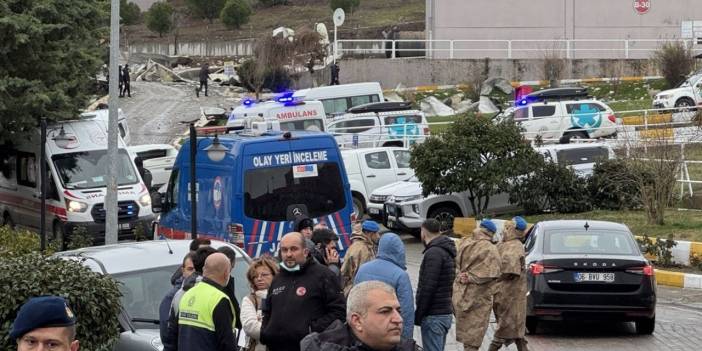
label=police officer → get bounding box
[11,296,79,351]
[175,253,238,351]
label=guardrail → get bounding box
[337,38,702,60]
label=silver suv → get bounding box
[55,240,251,351]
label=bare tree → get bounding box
[541,49,567,88]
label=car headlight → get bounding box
[138,194,152,207]
[412,204,420,214]
[394,194,423,202]
[66,199,88,213]
[370,194,388,202]
[656,94,672,100]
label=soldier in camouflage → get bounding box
[489,216,530,351]
[452,220,502,351]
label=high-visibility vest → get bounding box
[178,281,236,332]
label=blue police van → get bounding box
[155,125,355,258]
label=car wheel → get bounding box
[352,197,365,219]
[635,316,655,335]
[564,130,589,141]
[428,206,459,232]
[526,316,539,335]
[2,213,14,229]
[675,97,695,109]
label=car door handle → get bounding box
[366,175,376,178]
[397,172,406,176]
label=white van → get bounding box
[128,144,178,191]
[293,82,385,116]
[0,119,154,245]
[228,99,326,132]
[80,108,131,145]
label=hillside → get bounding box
[125,0,425,44]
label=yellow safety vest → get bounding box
[178,281,236,332]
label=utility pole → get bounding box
[105,0,120,245]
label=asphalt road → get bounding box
[401,234,702,351]
[120,80,702,350]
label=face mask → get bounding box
[280,262,301,272]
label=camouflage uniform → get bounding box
[489,222,529,351]
[452,228,501,351]
[340,230,377,295]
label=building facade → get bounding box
[426,0,702,58]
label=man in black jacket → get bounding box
[415,219,456,351]
[261,232,346,351]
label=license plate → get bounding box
[574,272,615,282]
[119,223,131,230]
[369,208,380,215]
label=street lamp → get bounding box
[204,134,229,162]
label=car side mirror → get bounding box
[151,192,163,213]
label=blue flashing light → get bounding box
[242,98,255,106]
[276,91,295,103]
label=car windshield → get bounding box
[279,119,325,132]
[53,149,138,189]
[545,229,639,255]
[244,162,346,221]
[556,147,609,165]
[113,258,250,329]
[678,75,702,88]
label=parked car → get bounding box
[653,73,702,110]
[523,220,656,335]
[54,239,251,351]
[128,144,178,191]
[341,147,414,218]
[374,142,616,233]
[327,102,430,148]
[500,87,618,142]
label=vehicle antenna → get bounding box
[584,222,590,231]
[160,233,174,254]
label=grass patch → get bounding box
[517,209,702,242]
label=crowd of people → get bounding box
[9,216,531,351]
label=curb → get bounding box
[654,269,702,289]
[383,76,663,94]
[635,236,702,266]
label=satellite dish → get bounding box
[333,8,345,27]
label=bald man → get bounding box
[261,232,346,351]
[176,253,238,351]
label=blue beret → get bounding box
[479,219,497,234]
[362,220,380,232]
[513,216,528,231]
[10,296,76,340]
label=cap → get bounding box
[296,218,314,232]
[512,216,527,231]
[10,296,76,340]
[361,220,380,232]
[479,219,497,234]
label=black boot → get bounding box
[515,338,530,351]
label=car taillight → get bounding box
[626,265,654,276]
[530,263,544,275]
[608,114,616,123]
[529,262,563,275]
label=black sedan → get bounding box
[524,220,656,335]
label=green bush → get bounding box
[0,226,41,256]
[220,0,252,29]
[0,254,122,350]
[510,160,591,214]
[121,0,142,25]
[636,234,677,266]
[588,159,642,210]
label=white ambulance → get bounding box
[227,97,327,132]
[0,119,154,245]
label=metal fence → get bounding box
[337,38,702,60]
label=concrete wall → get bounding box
[338,58,659,88]
[429,0,702,58]
[128,39,254,57]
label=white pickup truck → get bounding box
[128,144,178,191]
[653,73,702,110]
[341,147,414,218]
[375,142,615,235]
